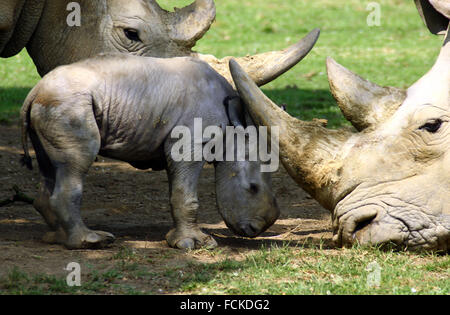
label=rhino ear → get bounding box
[224,95,255,128]
[326,58,406,131]
[224,96,245,128]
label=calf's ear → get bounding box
[224,96,246,128]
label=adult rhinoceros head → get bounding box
[0,0,319,87]
[229,25,450,252]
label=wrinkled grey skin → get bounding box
[0,0,214,72]
[229,13,450,252]
[20,54,280,250]
[0,0,319,87]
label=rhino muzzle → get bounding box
[227,218,271,238]
[333,192,450,252]
[219,195,280,238]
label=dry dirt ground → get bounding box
[0,124,332,292]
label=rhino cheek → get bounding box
[215,181,248,230]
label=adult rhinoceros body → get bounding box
[20,54,280,249]
[0,0,318,87]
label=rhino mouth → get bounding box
[333,193,450,252]
[224,216,274,238]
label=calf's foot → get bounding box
[166,227,218,250]
[64,227,115,249]
[42,227,115,249]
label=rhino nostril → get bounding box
[238,222,260,238]
[248,183,259,194]
[353,214,377,238]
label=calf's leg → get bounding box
[164,149,217,249]
[49,164,114,249]
[29,129,65,243]
[30,102,114,249]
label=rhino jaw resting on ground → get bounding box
[229,27,450,252]
[20,54,280,250]
[0,0,319,88]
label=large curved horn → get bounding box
[196,28,320,87]
[228,60,294,129]
[229,58,351,209]
[326,58,406,131]
[163,0,216,47]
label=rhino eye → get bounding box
[124,28,141,42]
[419,119,443,133]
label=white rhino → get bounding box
[229,9,449,251]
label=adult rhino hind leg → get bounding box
[31,103,115,249]
[164,146,217,250]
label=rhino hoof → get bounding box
[166,229,218,250]
[65,230,115,249]
[176,238,196,250]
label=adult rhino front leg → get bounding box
[164,145,217,250]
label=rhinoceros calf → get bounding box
[20,54,280,250]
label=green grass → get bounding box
[0,50,40,124]
[1,243,448,295]
[0,0,443,126]
[164,244,449,295]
